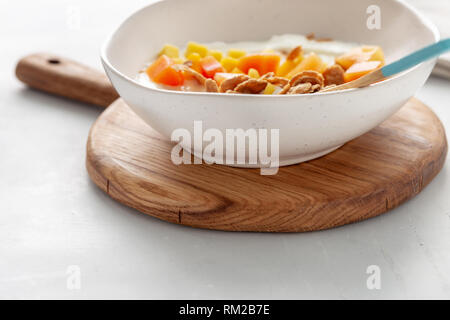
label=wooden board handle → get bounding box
[16,53,119,108]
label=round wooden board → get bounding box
[86,98,447,232]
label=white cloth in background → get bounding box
[406,0,450,79]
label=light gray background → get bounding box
[1,0,449,299]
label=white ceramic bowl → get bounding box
[101,0,439,167]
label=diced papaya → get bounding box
[248,68,260,78]
[185,42,209,58]
[214,72,236,85]
[336,46,385,70]
[200,56,225,78]
[344,60,382,82]
[221,57,239,72]
[146,55,184,86]
[237,53,281,75]
[147,55,171,79]
[159,44,180,59]
[156,67,184,86]
[286,53,325,79]
[228,49,247,59]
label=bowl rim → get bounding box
[100,0,440,98]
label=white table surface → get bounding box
[1,0,450,300]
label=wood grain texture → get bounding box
[16,53,118,107]
[86,98,447,232]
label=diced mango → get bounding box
[208,50,223,62]
[336,46,385,70]
[344,60,382,82]
[231,67,244,74]
[159,44,180,59]
[187,52,201,61]
[185,42,209,58]
[172,58,185,65]
[186,52,202,72]
[248,68,260,79]
[367,46,385,64]
[277,60,297,77]
[294,54,304,64]
[221,56,239,72]
[286,53,325,79]
[228,49,247,59]
[263,83,277,95]
[277,54,304,77]
[238,53,281,75]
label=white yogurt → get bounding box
[203,34,360,66]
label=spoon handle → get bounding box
[382,38,450,77]
[322,38,450,93]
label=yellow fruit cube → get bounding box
[286,53,325,79]
[263,83,277,95]
[159,44,180,58]
[231,67,244,74]
[208,50,223,62]
[221,57,239,72]
[187,52,200,61]
[293,54,304,65]
[228,49,247,59]
[277,60,297,77]
[185,42,209,58]
[277,54,304,77]
[172,58,185,65]
[367,46,385,64]
[248,68,260,78]
[186,52,202,72]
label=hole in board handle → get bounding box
[48,59,61,65]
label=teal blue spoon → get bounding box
[323,38,450,92]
